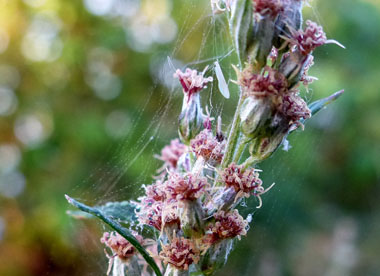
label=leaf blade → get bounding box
[65,195,162,276]
[308,89,344,116]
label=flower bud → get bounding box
[273,0,303,49]
[175,67,212,143]
[278,51,312,88]
[239,96,272,137]
[229,0,254,62]
[180,199,205,238]
[248,17,276,68]
[178,93,204,143]
[248,112,290,160]
[248,0,289,67]
[160,236,200,271]
[199,239,233,275]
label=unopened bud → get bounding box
[273,0,303,49]
[239,97,272,137]
[248,112,290,160]
[229,0,254,62]
[248,0,289,67]
[179,93,204,143]
[199,239,233,275]
[180,199,205,238]
[248,17,276,68]
[278,51,311,88]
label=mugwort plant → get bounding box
[66,0,344,275]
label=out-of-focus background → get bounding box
[0,0,379,275]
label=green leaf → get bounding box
[65,195,162,276]
[66,200,138,224]
[289,90,344,134]
[308,89,344,116]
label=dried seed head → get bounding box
[165,172,208,201]
[238,65,288,98]
[156,139,186,170]
[221,163,262,198]
[174,67,213,100]
[159,236,200,270]
[101,232,142,261]
[206,209,248,243]
[190,129,225,164]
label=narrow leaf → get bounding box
[308,90,344,116]
[65,195,162,276]
[214,61,230,99]
[66,201,138,224]
[289,90,344,134]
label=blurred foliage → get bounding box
[0,0,379,275]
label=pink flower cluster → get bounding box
[174,67,213,99]
[239,66,288,98]
[279,93,311,122]
[238,64,310,123]
[221,163,263,199]
[205,210,248,244]
[137,182,180,231]
[156,138,186,170]
[190,129,225,163]
[165,172,208,201]
[290,20,328,55]
[253,0,287,18]
[101,232,143,261]
[159,236,200,270]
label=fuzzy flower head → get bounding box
[206,209,248,244]
[174,66,213,99]
[156,139,186,170]
[289,20,344,56]
[221,163,263,199]
[159,236,200,270]
[278,93,311,122]
[101,232,142,261]
[253,0,287,18]
[190,129,225,163]
[237,65,289,98]
[140,181,167,205]
[165,172,208,201]
[137,201,180,231]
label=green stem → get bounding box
[221,92,243,169]
[242,155,259,170]
[232,134,247,164]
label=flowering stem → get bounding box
[221,91,243,169]
[232,134,248,164]
[242,155,259,170]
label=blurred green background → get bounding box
[0,0,379,275]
